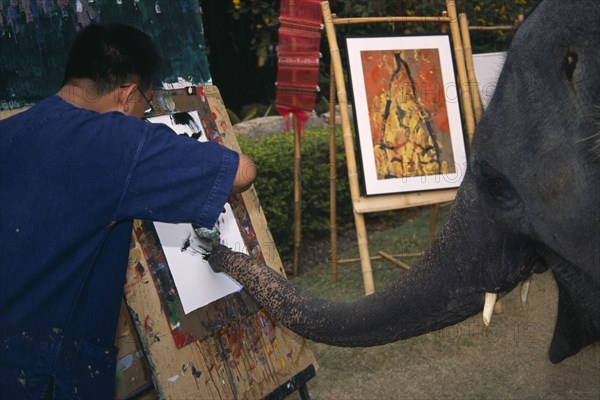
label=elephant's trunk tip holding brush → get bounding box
[209,0,600,364]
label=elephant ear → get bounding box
[549,266,600,363]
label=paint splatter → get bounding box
[191,365,202,379]
[143,315,161,344]
[18,369,26,386]
[116,354,133,371]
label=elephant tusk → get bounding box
[483,292,497,326]
[520,278,532,307]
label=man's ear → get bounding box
[117,84,137,113]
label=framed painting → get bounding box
[346,35,468,195]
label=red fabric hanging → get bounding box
[276,0,322,138]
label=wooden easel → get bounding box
[121,86,317,399]
[321,0,477,294]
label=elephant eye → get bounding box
[562,50,578,81]
[477,162,520,209]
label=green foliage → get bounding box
[239,128,352,259]
[241,107,257,122]
[227,0,279,67]
[226,108,241,125]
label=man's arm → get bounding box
[231,153,256,193]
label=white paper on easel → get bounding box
[153,204,246,314]
[146,111,246,314]
[146,110,207,141]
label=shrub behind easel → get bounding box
[240,128,352,260]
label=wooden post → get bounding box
[446,0,476,141]
[378,251,412,271]
[459,13,484,124]
[322,1,375,294]
[428,203,441,244]
[293,116,302,276]
[336,253,422,264]
[331,15,452,25]
[329,61,339,283]
[440,11,448,33]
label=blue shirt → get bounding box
[0,96,239,399]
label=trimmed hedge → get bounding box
[238,128,353,260]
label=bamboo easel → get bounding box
[322,0,478,294]
[460,14,484,125]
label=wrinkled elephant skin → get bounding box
[209,0,600,364]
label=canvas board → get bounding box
[472,51,506,109]
[346,35,468,195]
[146,111,245,314]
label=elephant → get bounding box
[209,0,600,364]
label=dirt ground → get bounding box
[292,270,600,400]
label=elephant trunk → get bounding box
[208,227,485,346]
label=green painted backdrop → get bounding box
[0,0,211,109]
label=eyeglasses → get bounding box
[137,86,155,116]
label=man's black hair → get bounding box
[63,23,161,95]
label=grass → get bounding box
[289,205,450,301]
